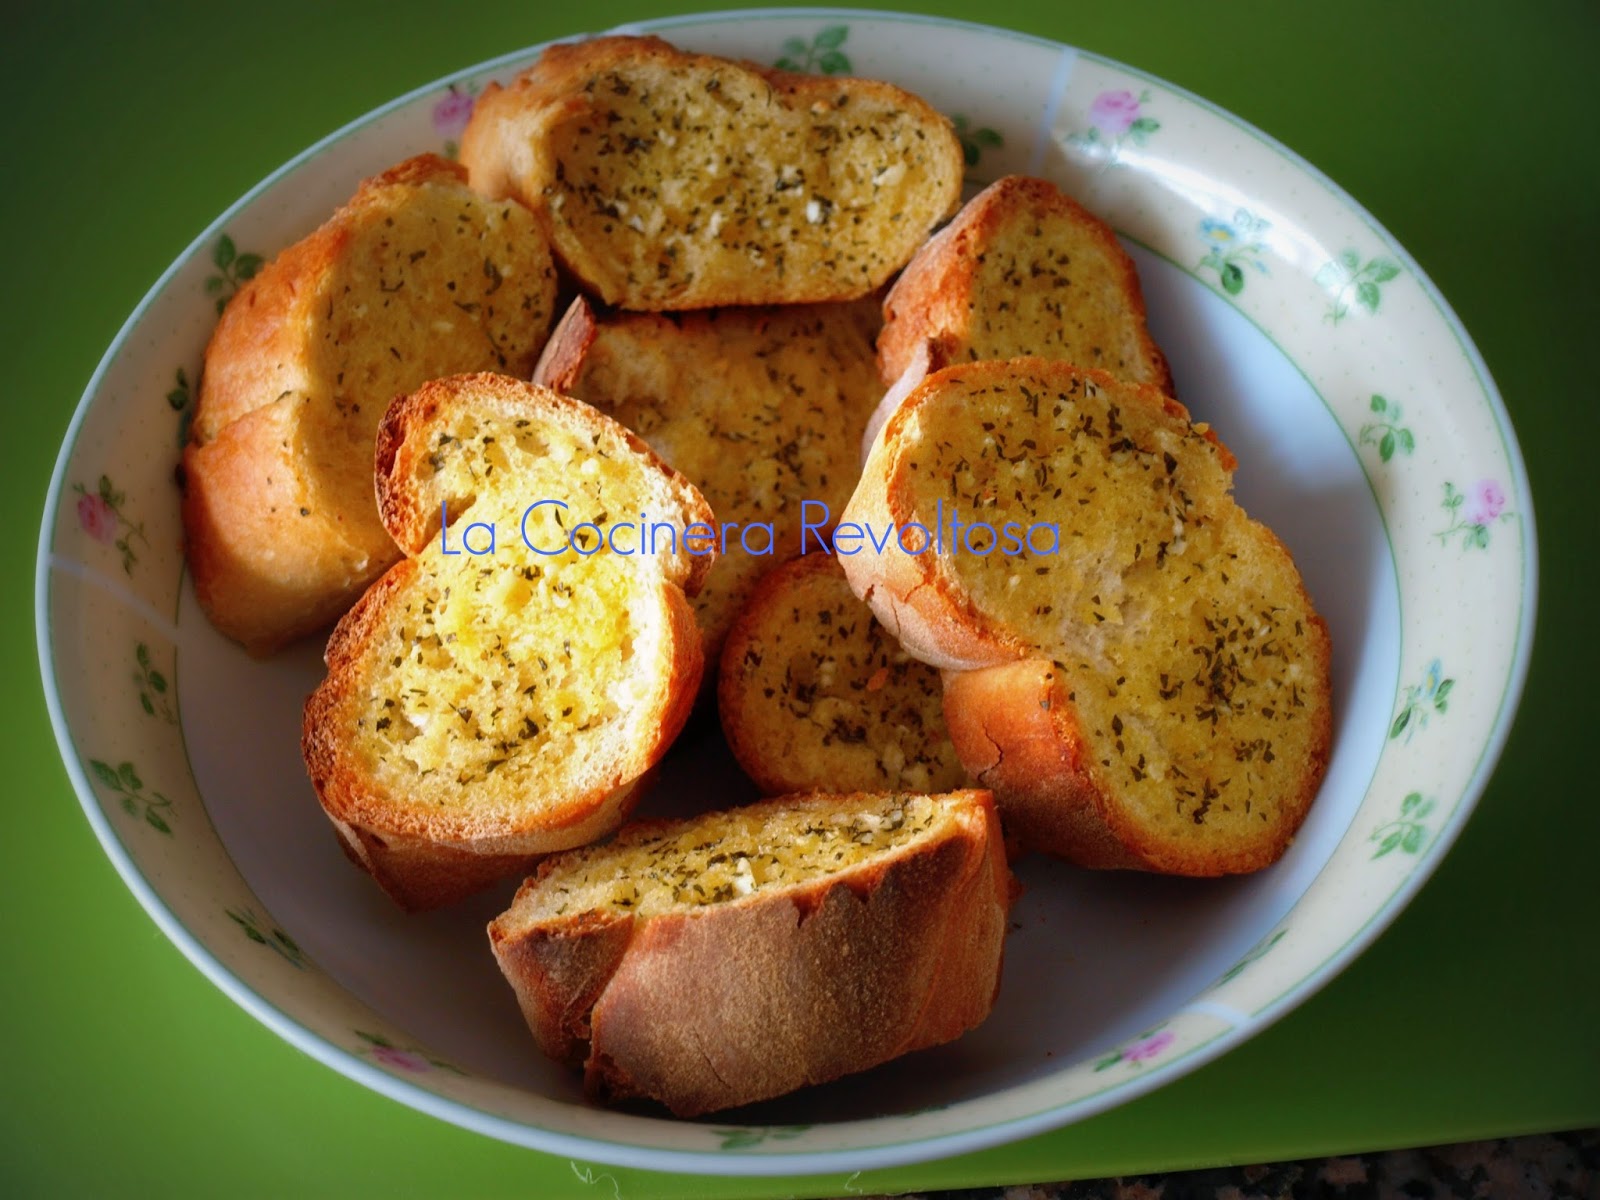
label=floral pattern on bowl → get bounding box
[35,8,1534,1176]
[1065,87,1160,160]
[1198,210,1271,295]
[432,84,478,158]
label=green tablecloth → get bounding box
[5,1,1595,1195]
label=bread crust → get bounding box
[304,574,698,909]
[528,290,599,399]
[841,358,1329,875]
[877,176,1175,394]
[195,156,470,439]
[181,397,392,655]
[183,155,557,655]
[462,35,962,309]
[491,908,636,1067]
[940,659,1145,869]
[839,362,1031,672]
[942,642,1331,873]
[301,375,710,909]
[487,789,1012,1116]
[842,358,1233,672]
[370,371,714,599]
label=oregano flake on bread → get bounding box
[461,35,964,309]
[840,359,1331,875]
[182,155,558,654]
[878,175,1173,393]
[301,374,712,909]
[488,788,1012,1116]
[720,553,966,795]
[535,295,883,658]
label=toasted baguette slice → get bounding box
[720,553,966,795]
[534,295,883,657]
[461,35,963,310]
[877,176,1173,394]
[182,155,558,655]
[840,359,1331,875]
[302,374,713,909]
[488,789,1011,1116]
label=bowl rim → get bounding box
[34,5,1539,1176]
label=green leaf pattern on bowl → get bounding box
[356,1030,465,1075]
[1315,249,1401,324]
[1436,480,1513,551]
[133,641,177,725]
[86,758,173,835]
[1370,792,1434,859]
[1067,88,1160,158]
[1358,394,1416,464]
[1218,928,1288,985]
[71,474,144,575]
[774,25,851,75]
[1093,1025,1176,1072]
[226,906,306,969]
[711,1124,813,1151]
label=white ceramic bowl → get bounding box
[35,7,1535,1176]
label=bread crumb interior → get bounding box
[902,368,1325,843]
[529,793,944,918]
[565,303,880,643]
[958,199,1160,385]
[543,63,957,303]
[729,560,965,792]
[351,411,667,813]
[292,182,552,537]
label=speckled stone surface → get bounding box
[856,1129,1599,1199]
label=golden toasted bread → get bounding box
[719,553,966,795]
[488,788,1011,1116]
[534,295,883,659]
[877,175,1172,393]
[182,155,558,654]
[840,358,1331,875]
[301,373,712,909]
[461,35,963,309]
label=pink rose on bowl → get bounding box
[1466,479,1506,526]
[77,493,117,543]
[370,1044,430,1072]
[1089,89,1141,137]
[432,88,475,139]
[1123,1029,1175,1063]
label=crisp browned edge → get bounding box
[843,356,1328,874]
[192,152,468,447]
[840,360,1044,672]
[859,338,933,466]
[943,626,1331,874]
[371,371,715,599]
[941,658,1144,868]
[460,34,964,309]
[877,175,1177,396]
[529,294,602,394]
[841,357,1237,675]
[302,572,695,909]
[486,788,1013,1116]
[488,906,636,1066]
[180,404,398,657]
[182,154,539,655]
[301,373,713,909]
